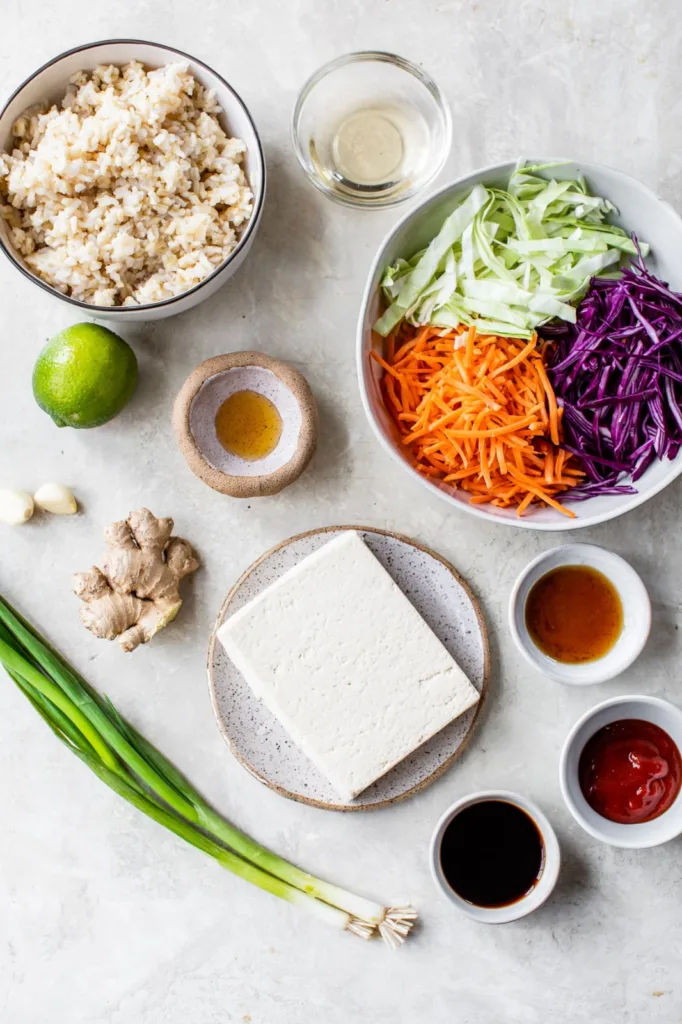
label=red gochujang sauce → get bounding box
[579,719,682,824]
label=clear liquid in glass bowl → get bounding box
[292,52,451,208]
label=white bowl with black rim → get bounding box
[0,40,266,322]
[357,158,682,530]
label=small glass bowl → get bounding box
[291,51,451,209]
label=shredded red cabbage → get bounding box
[544,244,682,498]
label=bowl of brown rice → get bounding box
[0,40,265,321]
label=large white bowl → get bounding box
[0,40,266,322]
[357,159,682,530]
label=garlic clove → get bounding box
[0,489,35,525]
[34,482,78,516]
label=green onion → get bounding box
[0,594,416,947]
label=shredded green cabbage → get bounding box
[374,161,649,339]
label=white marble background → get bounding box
[1,1,681,1021]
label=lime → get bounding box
[32,323,138,429]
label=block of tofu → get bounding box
[217,531,479,802]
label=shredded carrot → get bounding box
[465,325,476,368]
[371,325,583,517]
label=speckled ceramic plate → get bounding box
[207,526,490,811]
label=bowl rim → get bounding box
[507,542,651,685]
[0,38,266,314]
[559,694,682,848]
[290,50,452,210]
[356,156,682,530]
[172,351,318,497]
[429,788,561,923]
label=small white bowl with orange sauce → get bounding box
[509,543,651,685]
[560,695,682,848]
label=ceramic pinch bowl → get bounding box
[173,352,318,497]
[508,543,651,685]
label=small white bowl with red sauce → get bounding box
[560,695,682,848]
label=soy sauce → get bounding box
[439,800,544,907]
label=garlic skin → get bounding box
[0,489,35,525]
[34,482,78,516]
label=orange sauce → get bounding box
[525,565,623,663]
[214,390,282,461]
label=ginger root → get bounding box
[73,508,199,652]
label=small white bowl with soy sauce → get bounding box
[430,791,561,923]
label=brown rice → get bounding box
[0,61,253,306]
